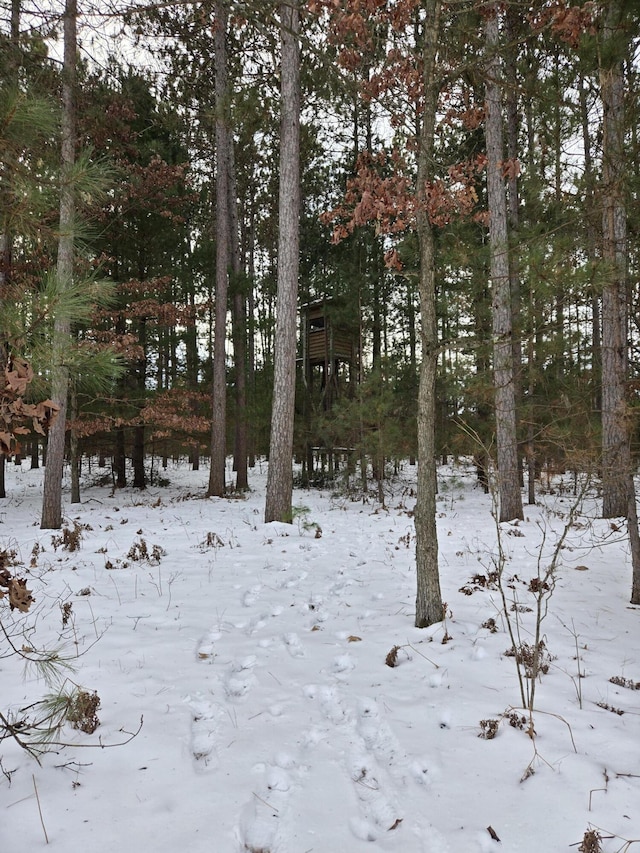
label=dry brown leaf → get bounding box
[486,825,501,842]
[7,577,34,612]
[386,645,400,667]
[347,635,362,642]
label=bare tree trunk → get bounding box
[41,0,76,529]
[484,3,523,522]
[247,204,257,468]
[132,318,147,489]
[70,383,80,503]
[264,0,300,523]
[414,0,443,628]
[207,0,230,498]
[600,0,629,519]
[504,5,523,488]
[597,3,639,599]
[0,0,20,497]
[229,141,248,490]
[627,473,640,605]
[579,74,601,415]
[114,427,126,487]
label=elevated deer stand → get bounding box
[301,300,359,479]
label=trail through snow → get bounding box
[1,460,639,852]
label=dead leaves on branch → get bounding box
[0,357,59,455]
[322,150,492,264]
[529,1,596,50]
[0,567,34,613]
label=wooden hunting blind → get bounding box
[301,299,359,408]
[300,299,360,478]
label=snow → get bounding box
[2,459,639,853]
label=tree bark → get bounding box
[484,3,523,522]
[599,0,629,519]
[207,0,231,498]
[70,383,80,503]
[264,0,300,523]
[579,74,601,415]
[0,0,19,497]
[114,427,126,488]
[41,0,76,529]
[414,0,443,628]
[133,318,147,489]
[596,3,639,599]
[229,139,248,490]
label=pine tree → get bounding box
[207,0,231,498]
[41,0,77,530]
[265,0,301,523]
[484,2,523,523]
[414,0,444,628]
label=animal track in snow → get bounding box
[282,632,305,658]
[317,684,351,725]
[356,697,407,783]
[330,652,356,676]
[196,630,221,661]
[276,568,308,590]
[348,752,402,842]
[237,753,303,853]
[186,694,223,768]
[224,655,258,699]
[245,610,271,635]
[242,584,262,607]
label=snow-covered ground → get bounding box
[1,459,639,852]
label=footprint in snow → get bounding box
[242,584,262,607]
[277,569,308,590]
[347,752,402,842]
[356,697,407,783]
[245,611,271,635]
[282,632,305,658]
[186,695,223,769]
[224,655,258,699]
[236,753,301,853]
[330,653,356,680]
[196,630,221,662]
[317,684,351,725]
[329,576,353,597]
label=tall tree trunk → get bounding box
[504,5,523,488]
[114,427,126,488]
[264,0,300,523]
[229,140,248,490]
[599,0,629,519]
[408,278,417,465]
[132,318,147,489]
[185,263,200,471]
[41,0,76,529]
[484,3,523,522]
[70,382,80,503]
[207,0,231,498]
[579,74,601,415]
[414,0,443,628]
[247,202,257,468]
[0,0,20,494]
[597,2,639,601]
[0,0,19,286]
